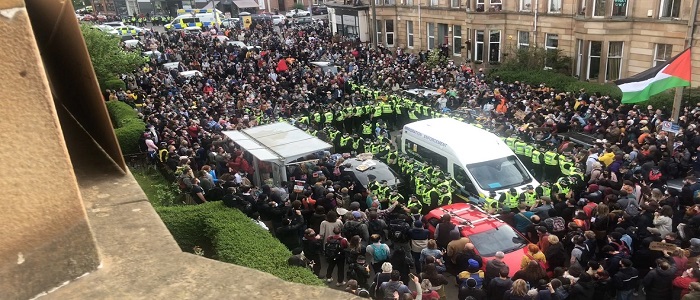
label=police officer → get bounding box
[367,174,380,195]
[422,183,440,214]
[519,185,538,208]
[351,134,364,155]
[483,191,500,214]
[531,146,544,181]
[552,177,571,199]
[339,132,353,154]
[361,120,373,140]
[543,147,559,181]
[389,188,405,204]
[406,194,423,212]
[438,185,452,206]
[499,187,521,212]
[536,181,552,199]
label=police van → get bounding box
[401,118,539,201]
[164,9,225,31]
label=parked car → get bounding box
[311,5,328,15]
[424,203,529,276]
[285,8,311,18]
[272,14,286,25]
[293,16,314,24]
[102,21,126,28]
[343,155,403,191]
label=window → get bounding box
[452,0,460,8]
[545,33,559,50]
[427,23,436,50]
[490,0,502,11]
[437,23,449,47]
[578,0,586,15]
[453,164,477,194]
[545,34,559,69]
[606,41,624,81]
[376,20,383,44]
[660,0,681,18]
[654,44,673,67]
[407,21,414,48]
[549,0,562,13]
[575,39,583,78]
[476,0,485,11]
[430,0,438,6]
[475,30,484,61]
[385,20,394,47]
[385,0,396,4]
[453,25,462,56]
[612,0,627,16]
[405,0,414,4]
[520,0,532,11]
[466,156,532,191]
[588,41,602,80]
[469,226,527,257]
[593,0,605,16]
[404,139,448,170]
[518,31,529,49]
[489,30,501,62]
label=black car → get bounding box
[343,157,402,190]
[311,5,328,15]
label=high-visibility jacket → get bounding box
[328,130,339,142]
[504,192,520,208]
[158,149,168,162]
[324,111,333,123]
[371,144,380,154]
[523,145,534,157]
[340,136,351,147]
[352,139,362,150]
[313,112,322,123]
[423,188,438,205]
[555,183,570,195]
[504,137,516,150]
[531,150,542,164]
[521,191,537,207]
[440,192,452,206]
[484,197,500,210]
[407,200,423,210]
[514,141,527,155]
[395,103,402,114]
[373,105,383,117]
[389,193,404,203]
[544,151,558,166]
[570,169,584,182]
[381,102,393,114]
[408,109,418,120]
[335,110,345,121]
[362,124,373,135]
[539,186,551,199]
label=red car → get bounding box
[424,203,529,276]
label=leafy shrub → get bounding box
[427,48,447,68]
[292,3,306,9]
[106,101,145,154]
[103,77,126,91]
[156,202,324,286]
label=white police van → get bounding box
[401,118,539,201]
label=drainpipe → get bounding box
[371,0,378,49]
[418,0,421,48]
[533,0,539,46]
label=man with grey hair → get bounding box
[484,251,506,287]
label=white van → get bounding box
[165,10,225,30]
[401,118,538,200]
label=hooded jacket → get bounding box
[643,265,677,300]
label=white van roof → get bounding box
[405,88,441,97]
[403,118,514,166]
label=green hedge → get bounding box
[156,202,324,286]
[106,101,145,155]
[103,77,126,91]
[489,69,700,108]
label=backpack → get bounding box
[611,241,631,255]
[371,244,388,262]
[623,198,640,217]
[324,236,343,259]
[342,221,361,239]
[574,244,591,267]
[389,220,410,243]
[544,216,566,233]
[648,169,662,181]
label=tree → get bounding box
[80,24,143,89]
[426,48,447,68]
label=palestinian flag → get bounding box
[615,48,692,103]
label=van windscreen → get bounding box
[465,155,531,191]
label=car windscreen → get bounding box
[468,225,527,257]
[466,155,531,191]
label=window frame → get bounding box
[611,0,628,16]
[517,31,530,49]
[453,25,462,56]
[451,0,460,8]
[476,0,485,11]
[385,20,395,47]
[404,139,448,171]
[430,0,438,6]
[407,20,414,48]
[588,41,602,80]
[488,29,501,63]
[475,30,485,61]
[520,0,532,11]
[593,0,606,17]
[660,0,681,18]
[605,41,624,81]
[490,0,503,11]
[653,43,673,67]
[427,23,436,50]
[376,20,383,45]
[548,0,562,13]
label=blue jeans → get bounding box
[616,289,634,300]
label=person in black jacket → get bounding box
[301,228,323,277]
[612,258,639,300]
[276,209,305,250]
[643,259,676,300]
[568,272,595,300]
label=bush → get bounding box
[156,202,324,286]
[292,3,306,9]
[103,77,126,91]
[106,101,145,155]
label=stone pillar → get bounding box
[0,2,100,299]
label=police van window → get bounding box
[453,164,477,194]
[182,18,197,23]
[404,139,447,170]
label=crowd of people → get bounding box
[115,13,700,300]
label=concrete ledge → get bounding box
[40,107,357,300]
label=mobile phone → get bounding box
[409,273,416,279]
